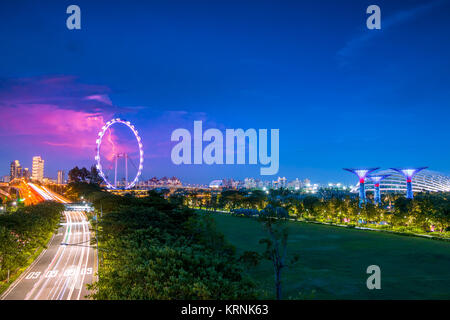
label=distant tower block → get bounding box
[344,168,379,205]
[391,167,428,199]
[368,174,391,205]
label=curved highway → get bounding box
[1,209,97,300]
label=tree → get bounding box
[220,190,245,210]
[68,166,82,183]
[87,189,260,299]
[89,165,103,185]
[0,226,22,279]
[258,204,298,300]
[68,166,102,185]
[0,202,64,281]
[238,251,261,268]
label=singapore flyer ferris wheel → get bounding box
[95,118,144,189]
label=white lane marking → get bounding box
[51,211,81,300]
[76,212,92,300]
[30,211,73,300]
[24,268,91,279]
[7,210,94,301]
[44,270,59,278]
[25,272,41,280]
[60,222,90,226]
[67,211,89,299]
[41,212,75,300]
[57,211,85,300]
[25,211,71,300]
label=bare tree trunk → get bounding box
[276,267,282,300]
[271,233,284,300]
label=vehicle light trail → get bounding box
[41,185,70,203]
[26,183,70,203]
[28,183,54,201]
[0,209,97,300]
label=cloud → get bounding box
[0,75,221,174]
[337,0,447,63]
[0,76,109,110]
[0,76,118,156]
[84,94,113,106]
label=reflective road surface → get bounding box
[1,210,97,300]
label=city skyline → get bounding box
[4,154,445,188]
[5,153,449,198]
[1,0,450,184]
[1,0,450,305]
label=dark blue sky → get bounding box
[1,0,449,184]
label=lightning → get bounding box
[107,127,117,162]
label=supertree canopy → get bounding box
[343,168,379,205]
[390,167,427,199]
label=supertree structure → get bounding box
[343,168,379,205]
[390,167,428,199]
[367,174,391,205]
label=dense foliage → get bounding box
[65,166,104,201]
[87,189,259,299]
[68,165,103,185]
[183,189,450,236]
[0,202,65,281]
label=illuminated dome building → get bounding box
[353,169,450,194]
[209,180,224,189]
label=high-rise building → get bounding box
[57,170,65,184]
[288,178,301,190]
[10,160,21,180]
[32,156,44,182]
[278,177,287,188]
[244,177,256,189]
[23,168,31,180]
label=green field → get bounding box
[210,212,450,299]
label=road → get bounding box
[1,209,97,300]
[27,182,71,204]
[4,179,71,205]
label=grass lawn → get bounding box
[210,212,450,299]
